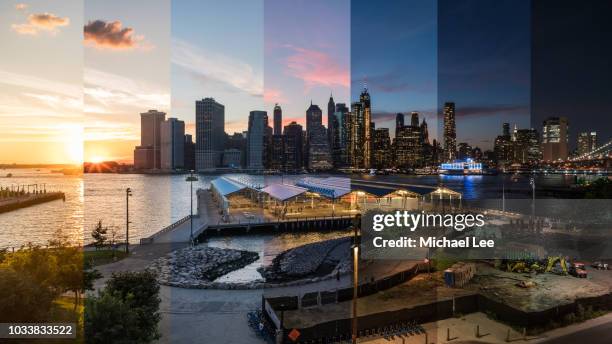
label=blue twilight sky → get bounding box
[438,0,531,150]
[171,0,264,136]
[351,0,438,139]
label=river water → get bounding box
[0,169,582,250]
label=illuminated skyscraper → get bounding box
[349,88,372,169]
[577,131,597,156]
[273,103,282,136]
[443,102,457,161]
[410,111,419,127]
[373,128,391,169]
[542,117,569,161]
[361,89,372,168]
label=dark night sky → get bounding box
[532,0,612,149]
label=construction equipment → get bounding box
[545,256,568,275]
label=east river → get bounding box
[0,169,585,251]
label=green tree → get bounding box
[91,220,108,249]
[85,271,161,343]
[0,267,58,322]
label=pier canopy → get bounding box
[429,186,462,199]
[295,177,351,199]
[262,184,307,202]
[350,181,434,198]
[211,177,248,197]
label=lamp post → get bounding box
[186,170,198,246]
[125,187,132,254]
[530,176,535,230]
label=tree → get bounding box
[0,267,58,322]
[85,271,161,343]
[91,220,108,250]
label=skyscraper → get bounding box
[134,109,166,169]
[160,118,185,170]
[577,131,597,156]
[327,93,335,146]
[195,98,225,170]
[514,128,540,164]
[410,111,419,127]
[273,103,282,136]
[247,111,267,169]
[361,89,372,169]
[541,116,569,161]
[443,102,457,161]
[395,113,404,138]
[306,101,323,136]
[333,103,349,167]
[283,121,303,171]
[503,123,510,137]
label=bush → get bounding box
[0,267,58,322]
[85,271,161,343]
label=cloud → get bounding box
[15,3,28,11]
[0,70,81,97]
[84,68,169,114]
[12,12,70,35]
[353,72,434,94]
[263,88,286,104]
[283,44,349,90]
[84,20,147,50]
[172,38,263,97]
[454,104,529,118]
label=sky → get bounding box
[0,0,609,164]
[84,0,170,162]
[531,0,612,149]
[264,0,350,128]
[172,0,263,137]
[0,0,83,164]
[437,0,531,150]
[351,0,438,140]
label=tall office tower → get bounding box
[514,128,540,164]
[361,88,372,169]
[246,111,267,169]
[443,102,457,161]
[283,121,303,171]
[577,131,597,156]
[195,98,225,170]
[410,111,419,127]
[160,118,185,170]
[457,142,472,160]
[420,118,429,145]
[332,103,349,167]
[503,123,510,137]
[183,134,195,171]
[395,113,404,138]
[541,116,569,161]
[327,94,335,145]
[349,102,363,168]
[273,103,282,136]
[306,102,323,136]
[134,109,166,169]
[472,147,483,161]
[373,128,391,169]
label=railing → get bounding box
[139,215,194,244]
[212,215,356,227]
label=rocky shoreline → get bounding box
[149,246,260,289]
[260,236,353,283]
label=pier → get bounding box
[0,191,65,214]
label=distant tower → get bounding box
[134,109,166,169]
[273,103,282,136]
[503,123,510,137]
[327,93,335,145]
[247,111,268,169]
[443,102,457,161]
[420,118,429,145]
[395,113,404,138]
[361,88,372,169]
[542,117,569,161]
[410,111,419,127]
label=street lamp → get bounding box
[530,176,535,230]
[351,215,361,344]
[186,170,199,246]
[125,187,132,254]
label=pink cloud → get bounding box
[263,88,287,104]
[283,45,349,90]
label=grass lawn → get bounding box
[84,249,129,267]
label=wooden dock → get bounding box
[0,192,65,214]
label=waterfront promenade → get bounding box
[0,191,65,214]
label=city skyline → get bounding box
[1,0,610,165]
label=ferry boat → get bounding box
[438,159,494,175]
